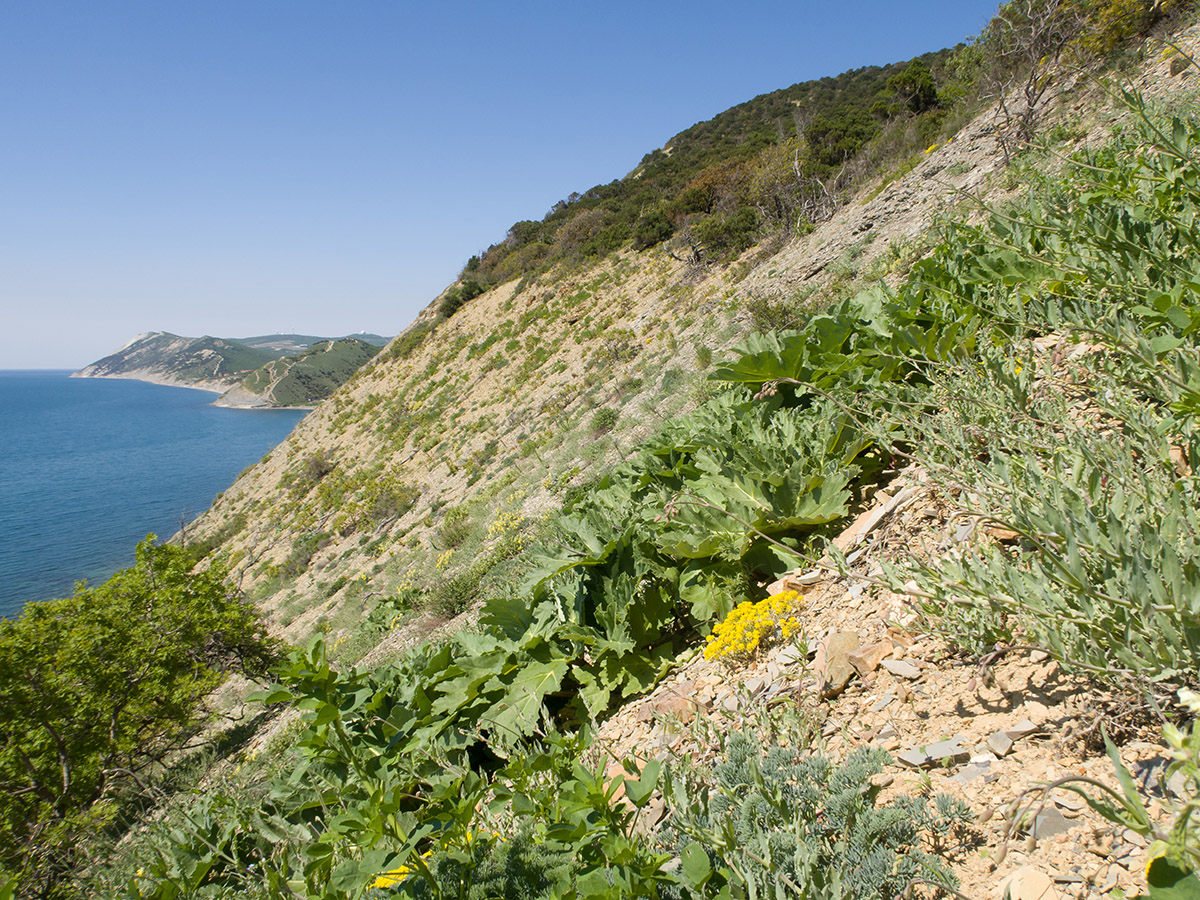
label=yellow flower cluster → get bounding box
[370,830,505,889]
[373,860,421,889]
[435,549,455,570]
[704,590,804,664]
[396,567,417,593]
[487,510,527,540]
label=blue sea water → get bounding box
[0,371,307,617]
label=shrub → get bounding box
[632,209,674,249]
[441,280,486,318]
[589,407,619,434]
[0,539,279,894]
[280,530,328,579]
[870,102,1200,692]
[303,449,336,485]
[383,321,433,362]
[691,207,759,260]
[665,737,972,899]
[439,506,474,549]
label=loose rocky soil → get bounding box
[589,461,1178,900]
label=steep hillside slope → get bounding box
[152,26,1200,895]
[187,29,1194,651]
[192,250,745,643]
[37,6,1200,896]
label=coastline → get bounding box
[70,371,315,411]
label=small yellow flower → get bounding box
[372,865,412,889]
[705,590,805,664]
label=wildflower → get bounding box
[705,590,805,664]
[372,865,412,889]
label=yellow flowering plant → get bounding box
[704,590,804,664]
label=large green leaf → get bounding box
[479,654,570,739]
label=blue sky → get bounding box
[1,1,999,368]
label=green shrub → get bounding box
[864,101,1200,692]
[441,280,486,318]
[383,321,433,362]
[691,207,759,259]
[664,736,972,899]
[438,506,474,549]
[632,209,674,249]
[0,540,279,894]
[281,530,328,579]
[589,407,619,434]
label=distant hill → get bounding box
[216,338,381,408]
[235,333,390,353]
[74,331,386,407]
[73,332,278,392]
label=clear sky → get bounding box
[1,1,1000,369]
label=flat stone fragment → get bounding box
[1006,718,1040,741]
[897,737,970,768]
[764,571,811,595]
[988,730,1015,757]
[744,675,769,696]
[1032,808,1075,840]
[880,658,922,679]
[999,866,1060,900]
[847,640,893,677]
[1053,794,1086,812]
[653,694,699,725]
[870,692,896,713]
[950,761,991,783]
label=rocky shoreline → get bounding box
[70,369,313,410]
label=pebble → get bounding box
[988,730,1015,757]
[898,736,970,768]
[1006,719,1040,740]
[870,691,896,713]
[1033,809,1076,840]
[1121,829,1147,848]
[998,866,1060,900]
[880,659,922,679]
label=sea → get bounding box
[0,371,308,618]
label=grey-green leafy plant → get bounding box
[663,736,973,900]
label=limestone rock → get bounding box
[847,640,893,677]
[999,866,1060,900]
[880,658,921,679]
[814,631,860,698]
[898,736,970,768]
[988,730,1015,757]
[1006,719,1039,741]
